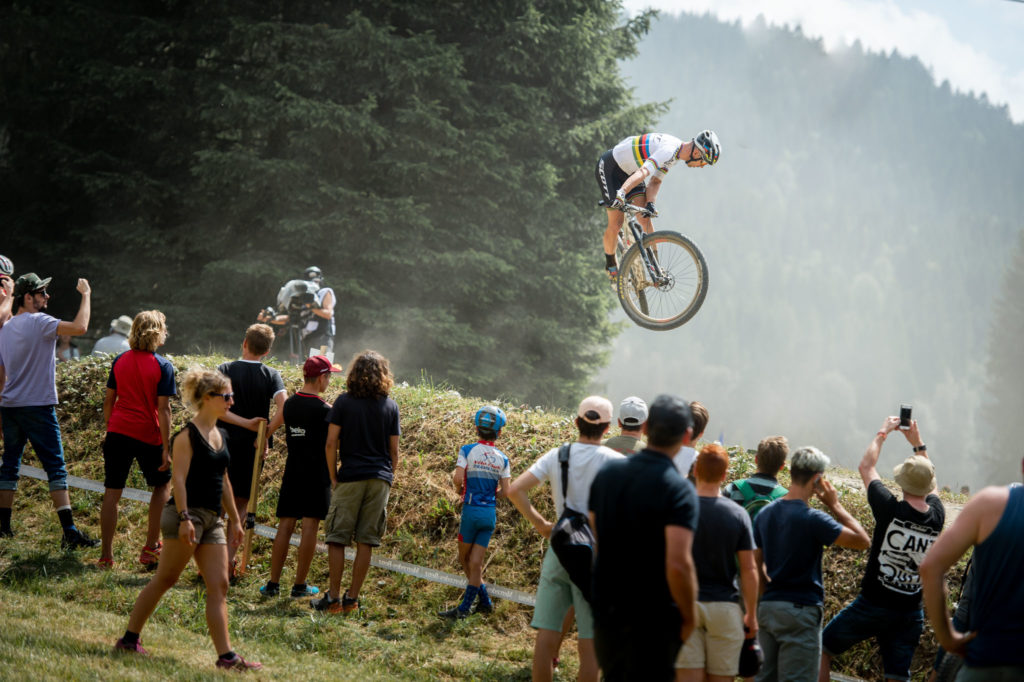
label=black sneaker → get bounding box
[472,600,494,615]
[62,528,99,550]
[340,592,359,613]
[310,595,341,613]
[259,582,280,597]
[290,584,320,598]
[438,606,470,620]
[0,528,13,539]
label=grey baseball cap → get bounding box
[619,396,649,426]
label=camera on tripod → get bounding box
[276,279,320,326]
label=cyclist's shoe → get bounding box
[114,638,149,655]
[139,541,162,567]
[62,527,99,550]
[215,653,262,671]
[290,584,320,598]
[606,266,619,283]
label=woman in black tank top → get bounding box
[115,368,262,671]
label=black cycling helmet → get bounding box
[0,254,13,277]
[693,130,721,165]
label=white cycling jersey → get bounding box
[611,133,684,181]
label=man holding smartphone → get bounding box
[819,416,944,682]
[752,446,870,682]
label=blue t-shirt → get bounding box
[0,312,60,407]
[456,441,510,507]
[754,499,843,606]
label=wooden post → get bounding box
[239,420,267,575]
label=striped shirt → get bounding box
[612,133,684,180]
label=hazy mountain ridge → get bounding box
[604,12,1023,489]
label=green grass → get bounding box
[0,355,967,680]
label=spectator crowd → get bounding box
[0,258,1021,680]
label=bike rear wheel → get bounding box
[615,231,708,330]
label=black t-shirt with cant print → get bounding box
[860,479,945,610]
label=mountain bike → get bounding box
[606,201,709,331]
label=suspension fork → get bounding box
[628,216,665,280]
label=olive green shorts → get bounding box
[324,478,390,547]
[160,503,227,545]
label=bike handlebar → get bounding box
[597,199,654,218]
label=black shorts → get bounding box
[594,608,682,682]
[595,149,647,205]
[226,435,258,498]
[276,475,331,520]
[103,431,171,489]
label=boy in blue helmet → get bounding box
[440,405,512,619]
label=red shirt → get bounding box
[106,350,177,445]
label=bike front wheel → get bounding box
[616,231,709,330]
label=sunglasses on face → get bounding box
[210,392,235,401]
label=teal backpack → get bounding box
[735,479,787,520]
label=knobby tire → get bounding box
[615,231,708,331]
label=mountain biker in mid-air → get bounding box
[595,130,721,280]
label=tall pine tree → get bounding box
[1,0,659,406]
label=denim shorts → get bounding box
[458,504,496,547]
[822,595,924,681]
[0,405,68,492]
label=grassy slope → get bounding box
[0,355,967,681]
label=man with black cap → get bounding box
[588,393,700,681]
[819,416,944,682]
[603,396,647,455]
[0,273,97,547]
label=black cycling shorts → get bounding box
[595,150,647,205]
[103,432,171,489]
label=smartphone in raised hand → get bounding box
[899,404,912,430]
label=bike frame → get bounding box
[619,203,667,284]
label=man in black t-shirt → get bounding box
[819,417,944,682]
[259,355,341,599]
[588,394,700,681]
[217,324,287,573]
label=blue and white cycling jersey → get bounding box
[457,441,511,508]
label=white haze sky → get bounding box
[623,0,1024,123]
